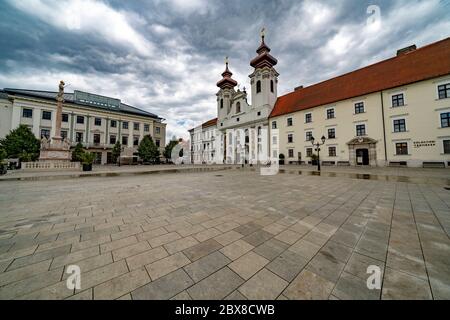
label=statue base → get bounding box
[39,136,72,162]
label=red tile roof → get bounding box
[270,37,450,118]
[202,117,218,128]
[188,118,217,132]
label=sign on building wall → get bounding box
[413,141,436,148]
[74,90,121,108]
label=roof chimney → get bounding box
[294,85,304,91]
[397,44,417,56]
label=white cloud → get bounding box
[164,0,211,15]
[7,0,154,56]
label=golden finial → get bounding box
[261,27,266,40]
[225,56,229,66]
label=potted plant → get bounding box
[80,152,96,172]
[311,153,319,166]
[279,153,285,165]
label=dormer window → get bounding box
[236,102,241,113]
[256,80,261,93]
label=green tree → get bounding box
[0,147,6,162]
[0,147,6,175]
[0,125,40,162]
[138,135,160,164]
[163,140,179,163]
[111,141,122,164]
[72,142,85,162]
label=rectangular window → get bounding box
[441,112,450,128]
[110,120,117,128]
[328,146,337,157]
[392,94,405,107]
[272,121,277,129]
[122,136,128,145]
[156,139,161,148]
[443,140,450,154]
[134,122,140,131]
[356,124,366,136]
[40,129,50,139]
[61,130,68,140]
[133,136,139,146]
[122,122,129,130]
[306,148,313,157]
[77,116,84,124]
[76,132,83,143]
[287,118,293,126]
[22,108,33,118]
[42,111,52,120]
[288,149,294,158]
[144,124,150,132]
[110,135,116,145]
[393,119,406,132]
[156,127,161,134]
[438,83,450,99]
[62,113,69,122]
[354,102,365,114]
[327,108,335,119]
[288,134,293,143]
[305,131,313,141]
[396,142,408,155]
[305,113,312,123]
[94,118,102,126]
[328,128,336,139]
[93,134,101,144]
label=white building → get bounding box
[190,32,279,165]
[190,35,450,168]
[0,88,166,164]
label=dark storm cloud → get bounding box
[0,0,449,139]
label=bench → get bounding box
[322,161,336,166]
[422,162,445,168]
[337,161,350,166]
[389,161,407,167]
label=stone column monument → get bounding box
[39,81,72,162]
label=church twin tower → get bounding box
[216,30,279,130]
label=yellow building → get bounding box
[269,38,450,168]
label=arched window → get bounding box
[270,80,274,93]
[220,99,223,109]
[236,102,241,114]
[256,80,261,93]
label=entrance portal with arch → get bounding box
[347,137,378,166]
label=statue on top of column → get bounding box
[57,80,65,102]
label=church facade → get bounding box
[191,35,450,168]
[190,31,280,165]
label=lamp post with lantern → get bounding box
[311,135,326,172]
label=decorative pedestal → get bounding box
[39,137,71,162]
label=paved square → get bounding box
[0,168,449,300]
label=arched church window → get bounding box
[236,102,241,113]
[271,80,274,93]
[220,99,224,109]
[256,80,261,93]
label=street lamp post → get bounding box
[311,135,326,172]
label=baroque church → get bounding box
[190,30,279,165]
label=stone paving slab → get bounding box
[0,168,449,300]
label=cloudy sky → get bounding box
[1,0,449,140]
